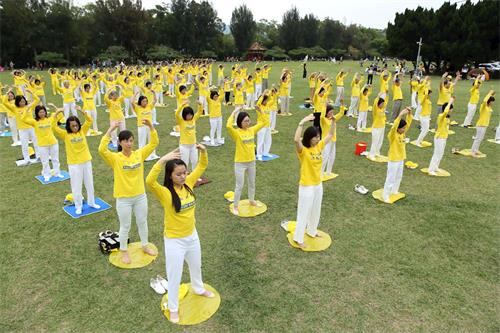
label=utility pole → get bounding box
[416,37,423,75]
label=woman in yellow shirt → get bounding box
[471,90,495,156]
[226,107,267,215]
[52,107,99,215]
[347,73,363,117]
[81,83,100,135]
[427,100,453,175]
[278,73,291,115]
[56,80,77,119]
[462,77,483,127]
[4,91,41,165]
[293,113,335,248]
[48,68,59,95]
[390,75,403,122]
[104,88,126,148]
[255,92,274,159]
[217,64,224,87]
[176,102,202,171]
[30,77,46,106]
[414,89,433,147]
[146,145,214,323]
[131,93,159,161]
[244,75,255,109]
[356,85,371,131]
[1,89,19,145]
[334,69,349,106]
[99,119,159,264]
[22,104,62,181]
[120,77,136,118]
[207,88,224,146]
[382,108,412,202]
[320,103,346,178]
[368,93,388,159]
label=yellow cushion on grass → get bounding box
[456,149,487,158]
[278,113,293,116]
[405,161,419,169]
[285,221,332,252]
[366,155,389,163]
[321,173,338,182]
[357,127,372,133]
[450,120,458,126]
[487,139,500,145]
[410,140,432,148]
[271,130,279,134]
[429,129,455,135]
[420,168,451,177]
[372,189,406,204]
[161,283,221,326]
[229,200,267,217]
[224,191,234,202]
[109,242,158,269]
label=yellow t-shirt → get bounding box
[351,78,363,97]
[437,84,451,105]
[435,105,451,139]
[146,151,208,238]
[476,92,493,127]
[22,114,57,147]
[359,89,371,112]
[387,114,412,161]
[313,91,327,115]
[372,97,387,128]
[226,114,266,163]
[469,79,480,105]
[297,140,326,186]
[175,104,201,145]
[52,113,93,164]
[105,95,125,121]
[420,95,432,117]
[233,87,244,105]
[392,83,403,100]
[410,80,418,93]
[176,84,194,107]
[99,130,159,198]
[57,85,76,103]
[208,95,222,118]
[1,95,15,117]
[81,87,97,111]
[278,79,289,97]
[136,104,153,127]
[335,72,346,87]
[319,108,345,142]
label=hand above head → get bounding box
[142,119,153,129]
[160,148,181,163]
[196,143,207,151]
[300,114,315,124]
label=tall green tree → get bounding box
[230,5,256,55]
[279,7,302,51]
[301,14,319,48]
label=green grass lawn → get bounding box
[0,61,498,332]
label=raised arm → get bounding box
[186,145,208,188]
[98,122,120,167]
[294,114,315,153]
[139,120,159,160]
[146,148,181,204]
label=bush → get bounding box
[264,46,288,60]
[35,52,68,65]
[146,45,182,60]
[97,46,129,62]
[200,50,217,59]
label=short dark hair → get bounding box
[302,126,320,148]
[14,95,27,107]
[398,119,407,129]
[487,96,495,104]
[117,130,134,152]
[182,106,194,120]
[138,95,148,106]
[65,116,82,133]
[34,105,46,121]
[236,111,249,128]
[83,83,91,90]
[210,90,219,99]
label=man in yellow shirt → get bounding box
[471,90,495,156]
[382,107,412,202]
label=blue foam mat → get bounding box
[35,170,70,184]
[63,197,112,219]
[0,131,12,137]
[257,154,280,162]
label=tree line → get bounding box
[0,0,497,69]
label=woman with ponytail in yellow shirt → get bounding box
[131,93,159,161]
[320,103,346,178]
[226,107,267,215]
[22,104,62,181]
[414,89,433,147]
[382,107,412,202]
[427,99,453,175]
[471,90,495,157]
[99,119,159,264]
[104,87,126,148]
[356,85,371,131]
[146,145,214,323]
[367,93,388,160]
[293,113,335,248]
[462,77,483,127]
[81,83,100,135]
[52,107,99,215]
[176,102,202,171]
[56,80,77,119]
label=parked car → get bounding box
[478,63,500,79]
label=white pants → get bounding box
[124,98,131,117]
[429,137,446,172]
[347,96,359,116]
[164,231,205,312]
[369,127,385,158]
[100,81,106,94]
[152,107,158,124]
[94,91,102,106]
[84,109,98,132]
[279,96,289,113]
[471,126,486,153]
[415,101,422,120]
[0,112,6,132]
[39,143,60,179]
[293,184,323,244]
[209,117,222,142]
[19,128,39,162]
[321,141,336,175]
[8,116,19,143]
[168,84,175,96]
[334,86,344,106]
[217,77,223,87]
[63,102,77,119]
[411,91,418,109]
[496,121,500,141]
[155,91,164,105]
[270,111,277,130]
[254,84,262,101]
[74,87,82,102]
[180,144,198,170]
[245,93,255,108]
[463,103,477,126]
[234,161,256,207]
[383,160,404,201]
[138,125,156,158]
[415,116,430,145]
[68,160,95,211]
[199,96,208,114]
[38,95,46,106]
[356,112,368,129]
[256,126,272,157]
[110,120,126,146]
[117,193,148,251]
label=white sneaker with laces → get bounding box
[89,204,101,209]
[156,275,168,290]
[150,278,166,295]
[75,208,82,215]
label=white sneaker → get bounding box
[56,173,65,178]
[89,204,101,209]
[150,278,166,295]
[156,275,168,290]
[43,176,51,182]
[354,184,368,195]
[280,220,289,231]
[75,208,82,215]
[429,171,437,176]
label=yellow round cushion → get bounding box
[487,139,500,144]
[321,173,338,182]
[109,242,158,269]
[372,189,406,204]
[457,149,486,158]
[420,168,451,177]
[229,200,267,217]
[285,221,332,252]
[410,140,432,148]
[366,155,389,163]
[223,191,234,202]
[161,283,221,325]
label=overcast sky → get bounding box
[74,0,476,29]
